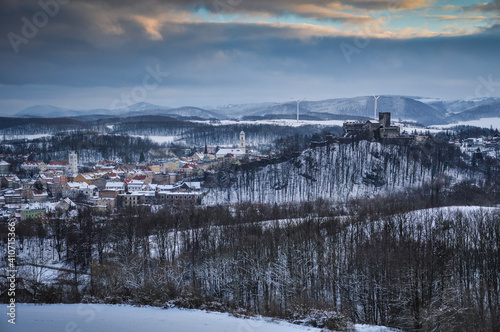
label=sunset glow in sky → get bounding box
[1,0,499,114]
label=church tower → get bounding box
[239,131,246,153]
[68,151,78,175]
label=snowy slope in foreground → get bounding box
[0,304,398,332]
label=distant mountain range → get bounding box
[14,96,500,126]
[16,102,223,121]
[16,102,165,118]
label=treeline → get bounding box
[4,185,499,331]
[108,115,203,137]
[0,117,90,133]
[0,133,164,163]
[181,124,341,150]
[435,125,500,141]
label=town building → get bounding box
[20,160,47,173]
[46,161,70,174]
[0,160,11,174]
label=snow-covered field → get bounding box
[397,124,444,134]
[130,135,179,144]
[0,304,398,332]
[432,117,500,130]
[194,119,348,127]
[0,134,53,141]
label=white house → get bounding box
[127,179,144,192]
[105,181,126,191]
[21,160,46,172]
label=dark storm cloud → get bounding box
[0,0,499,113]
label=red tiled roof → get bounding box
[48,161,69,166]
[181,163,197,169]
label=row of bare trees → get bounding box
[5,191,498,331]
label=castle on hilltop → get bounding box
[343,112,400,140]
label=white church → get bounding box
[215,131,247,159]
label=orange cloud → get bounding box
[441,5,462,11]
[347,0,431,11]
[132,15,164,40]
[291,4,376,24]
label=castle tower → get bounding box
[379,112,391,128]
[239,131,246,153]
[68,151,78,175]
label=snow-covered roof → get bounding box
[179,182,201,190]
[216,148,246,156]
[159,191,201,196]
[67,181,89,189]
[120,191,155,197]
[22,160,43,165]
[157,184,174,191]
[3,175,20,181]
[105,182,125,189]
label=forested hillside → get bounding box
[204,139,478,205]
[0,133,164,164]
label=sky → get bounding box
[1,0,499,115]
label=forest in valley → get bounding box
[3,186,499,331]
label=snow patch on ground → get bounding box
[130,135,179,144]
[355,324,401,332]
[397,124,444,134]
[0,134,54,141]
[193,119,348,127]
[0,304,398,332]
